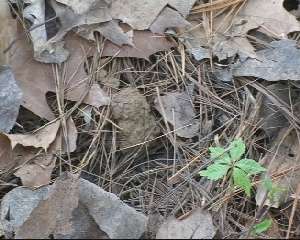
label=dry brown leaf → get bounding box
[0,134,13,172]
[15,172,79,238]
[154,91,199,138]
[7,120,60,150]
[156,208,216,239]
[102,30,176,60]
[150,7,190,34]
[9,27,109,120]
[15,154,56,188]
[111,0,168,30]
[77,20,133,46]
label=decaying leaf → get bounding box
[14,154,56,188]
[150,7,190,34]
[102,30,176,60]
[7,120,60,150]
[256,129,300,208]
[0,134,13,172]
[0,66,23,133]
[111,88,160,149]
[233,40,300,81]
[156,208,216,239]
[154,91,199,138]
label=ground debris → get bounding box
[156,208,216,239]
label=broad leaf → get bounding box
[233,167,251,196]
[199,163,230,180]
[209,147,231,164]
[252,219,272,235]
[229,139,245,160]
[235,159,266,175]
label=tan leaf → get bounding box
[156,208,216,239]
[15,154,56,188]
[7,120,60,150]
[102,31,176,60]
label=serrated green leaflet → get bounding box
[252,219,272,235]
[229,139,245,160]
[199,163,230,180]
[233,167,251,196]
[235,159,266,175]
[209,146,231,164]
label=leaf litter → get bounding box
[1,0,300,239]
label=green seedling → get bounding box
[251,218,272,236]
[199,139,266,196]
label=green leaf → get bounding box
[262,177,273,192]
[200,163,230,180]
[233,167,251,196]
[235,159,266,175]
[209,147,231,164]
[229,139,245,160]
[252,219,272,235]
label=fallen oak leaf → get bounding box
[102,30,176,60]
[9,26,109,120]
